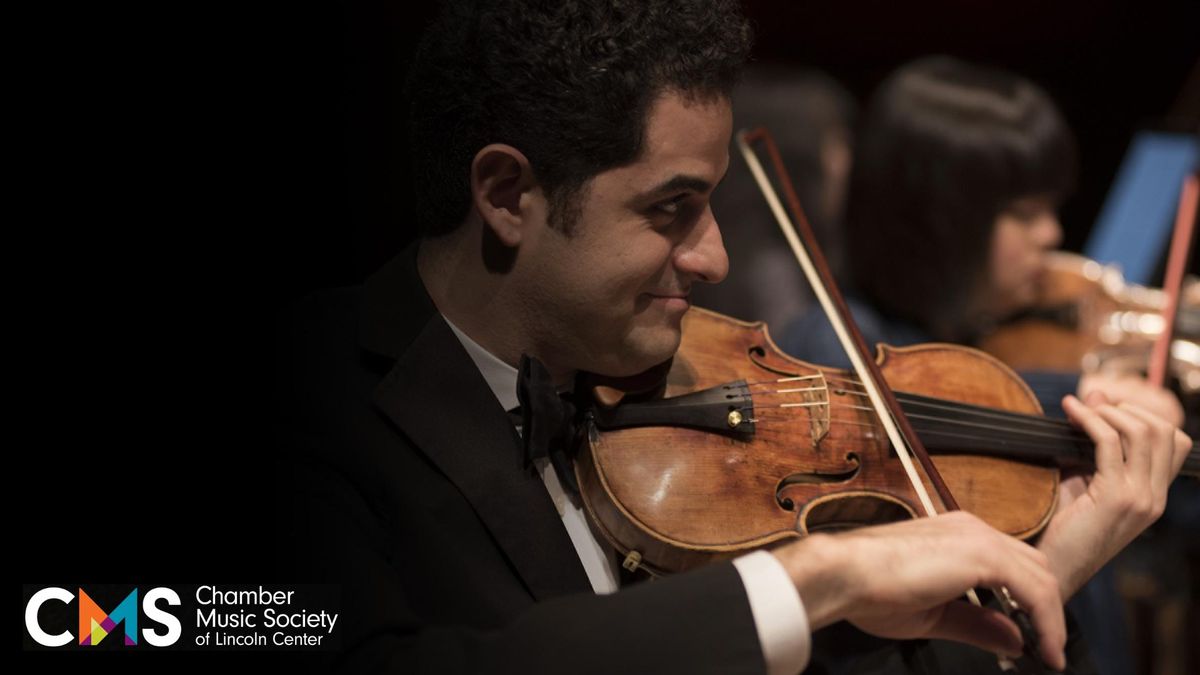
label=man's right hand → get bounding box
[770,511,1067,670]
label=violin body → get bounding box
[577,307,1059,576]
[978,252,1200,394]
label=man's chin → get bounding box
[601,327,682,378]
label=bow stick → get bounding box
[1147,173,1198,387]
[736,126,1045,673]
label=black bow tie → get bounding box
[515,354,581,494]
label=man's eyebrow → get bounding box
[642,168,729,199]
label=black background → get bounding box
[17,1,1197,671]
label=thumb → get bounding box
[925,601,1068,671]
[923,600,1023,659]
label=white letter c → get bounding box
[25,587,74,647]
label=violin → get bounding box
[977,251,1200,394]
[571,126,1192,673]
[575,307,1200,576]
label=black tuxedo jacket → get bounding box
[272,247,1094,675]
[273,249,766,673]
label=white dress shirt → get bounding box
[445,317,812,674]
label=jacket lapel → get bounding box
[364,247,593,600]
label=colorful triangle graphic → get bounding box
[90,618,109,645]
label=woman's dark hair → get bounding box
[845,56,1077,340]
[407,0,753,236]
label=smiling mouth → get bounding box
[646,293,691,310]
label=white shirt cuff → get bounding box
[732,550,811,675]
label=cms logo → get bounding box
[24,587,182,647]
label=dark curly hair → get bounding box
[845,56,1077,340]
[407,0,753,236]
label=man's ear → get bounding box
[470,144,538,247]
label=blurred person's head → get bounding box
[695,66,857,327]
[729,67,857,239]
[845,56,1076,341]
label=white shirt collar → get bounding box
[443,315,521,413]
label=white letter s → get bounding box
[142,587,182,647]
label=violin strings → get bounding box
[775,386,829,394]
[743,373,870,391]
[738,402,875,413]
[741,375,827,387]
[744,371,1087,436]
[748,411,1092,457]
[904,412,1092,443]
[750,406,1200,461]
[746,402,1092,445]
[739,389,1101,456]
[755,386,1075,432]
[747,414,880,431]
[742,388,1088,436]
[733,370,1200,463]
[898,393,1081,431]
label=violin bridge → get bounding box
[806,371,831,446]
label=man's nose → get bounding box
[674,206,729,284]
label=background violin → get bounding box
[978,252,1200,399]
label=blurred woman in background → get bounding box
[781,55,1180,420]
[780,55,1187,675]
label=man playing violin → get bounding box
[274,2,1192,673]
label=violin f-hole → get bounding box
[775,452,863,512]
[748,344,806,378]
[793,490,916,535]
